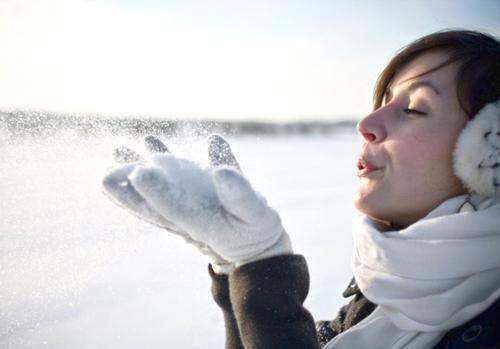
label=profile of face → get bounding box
[355,50,469,228]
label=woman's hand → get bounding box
[102,135,292,273]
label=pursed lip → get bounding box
[357,156,381,177]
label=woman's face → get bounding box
[354,50,468,228]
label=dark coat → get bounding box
[210,254,500,349]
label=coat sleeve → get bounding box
[210,254,321,349]
[209,265,245,349]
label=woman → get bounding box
[102,29,500,348]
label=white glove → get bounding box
[102,135,292,273]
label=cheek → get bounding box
[384,148,428,204]
[391,128,462,196]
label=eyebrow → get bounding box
[406,80,441,95]
[384,80,441,101]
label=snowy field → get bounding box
[1,130,362,348]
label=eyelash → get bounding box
[403,108,426,116]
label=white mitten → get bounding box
[102,135,292,272]
[103,135,233,273]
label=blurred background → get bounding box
[1,0,499,121]
[1,0,499,348]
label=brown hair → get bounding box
[373,29,500,117]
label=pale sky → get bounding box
[0,0,499,121]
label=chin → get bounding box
[354,192,397,227]
[353,187,377,214]
[355,198,380,218]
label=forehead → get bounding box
[389,50,459,93]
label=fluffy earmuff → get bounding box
[453,100,500,197]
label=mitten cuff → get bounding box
[211,261,236,275]
[235,232,293,267]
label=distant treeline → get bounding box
[0,109,357,138]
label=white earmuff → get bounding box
[453,100,500,197]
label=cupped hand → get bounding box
[102,135,292,272]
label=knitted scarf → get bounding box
[325,194,500,349]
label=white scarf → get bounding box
[325,194,500,349]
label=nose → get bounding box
[356,108,387,143]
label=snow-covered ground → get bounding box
[1,131,361,348]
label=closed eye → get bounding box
[403,108,426,116]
